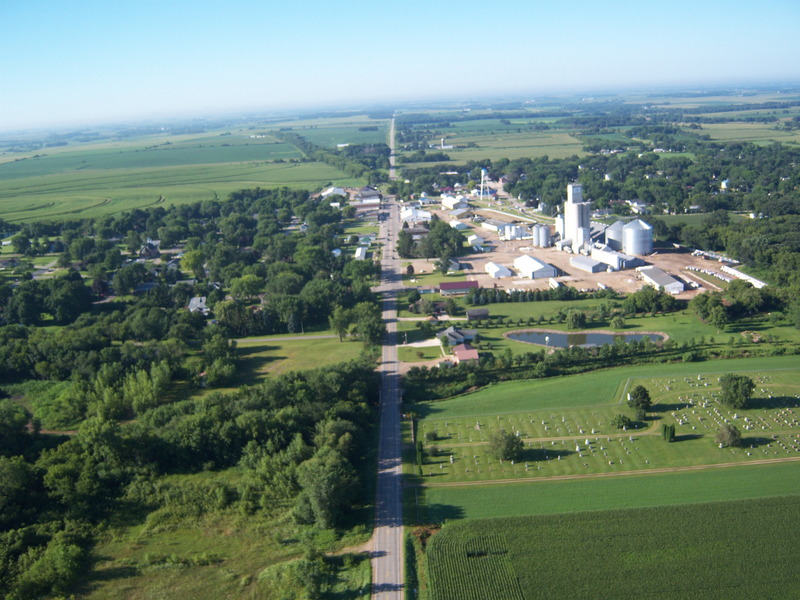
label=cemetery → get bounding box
[411,365,800,484]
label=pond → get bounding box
[507,329,666,348]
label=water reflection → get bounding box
[508,329,665,348]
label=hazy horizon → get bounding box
[3,0,799,134]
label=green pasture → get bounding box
[425,496,800,600]
[0,161,360,222]
[441,131,586,163]
[236,336,363,381]
[420,460,800,520]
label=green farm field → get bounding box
[0,131,363,222]
[425,496,800,600]
[699,122,800,145]
[419,460,800,521]
[409,357,800,485]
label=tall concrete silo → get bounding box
[540,225,551,248]
[532,224,542,247]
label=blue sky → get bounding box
[2,0,799,132]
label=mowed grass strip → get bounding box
[236,337,363,382]
[426,496,800,600]
[419,460,800,520]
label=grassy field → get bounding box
[236,336,363,382]
[419,460,800,521]
[408,357,800,485]
[699,122,800,145]
[0,129,363,222]
[85,469,371,600]
[425,496,800,600]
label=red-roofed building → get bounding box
[439,280,479,296]
[452,343,479,365]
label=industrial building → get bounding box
[467,233,485,247]
[562,183,592,250]
[449,220,469,230]
[439,280,480,296]
[500,224,531,241]
[637,266,684,294]
[485,262,513,278]
[514,255,558,279]
[591,244,644,270]
[570,255,606,273]
[441,195,470,211]
[481,219,508,233]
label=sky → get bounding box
[2,0,799,132]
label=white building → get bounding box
[481,219,508,233]
[485,262,513,278]
[467,234,485,247]
[500,225,531,241]
[354,247,368,261]
[570,255,606,273]
[638,266,684,294]
[514,255,557,279]
[400,207,432,223]
[441,195,470,211]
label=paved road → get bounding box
[388,116,396,180]
[371,186,405,598]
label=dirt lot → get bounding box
[419,206,730,300]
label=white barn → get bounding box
[514,255,557,279]
[485,262,513,278]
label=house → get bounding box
[139,242,160,259]
[514,255,557,279]
[354,186,382,204]
[354,247,368,260]
[439,280,479,296]
[452,343,480,365]
[437,326,477,345]
[466,308,489,321]
[485,262,513,278]
[406,226,430,241]
[449,220,469,230]
[188,296,210,315]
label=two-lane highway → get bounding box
[371,191,405,598]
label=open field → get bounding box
[425,496,800,600]
[408,358,800,485]
[85,469,371,600]
[0,130,363,221]
[699,122,800,145]
[236,336,363,381]
[419,460,800,520]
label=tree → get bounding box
[708,304,729,331]
[610,414,632,429]
[230,273,264,301]
[719,373,755,409]
[328,306,352,342]
[716,423,742,447]
[627,385,652,411]
[610,315,625,329]
[295,449,358,529]
[11,233,30,255]
[487,429,523,461]
[406,264,414,276]
[565,310,587,329]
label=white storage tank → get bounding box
[540,225,551,248]
[532,224,542,247]
[623,219,653,255]
[605,220,625,251]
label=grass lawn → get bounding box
[399,345,443,363]
[424,496,800,599]
[236,337,364,382]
